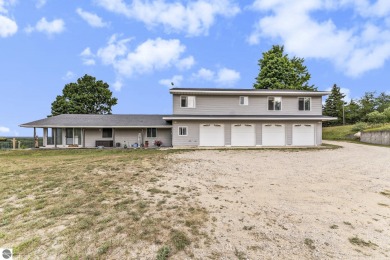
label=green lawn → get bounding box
[0,149,208,259]
[323,123,390,140]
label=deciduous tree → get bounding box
[253,45,316,90]
[51,74,118,116]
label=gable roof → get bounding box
[20,114,172,128]
[170,88,330,96]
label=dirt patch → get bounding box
[161,141,390,259]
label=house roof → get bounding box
[20,114,173,128]
[170,88,330,96]
[163,115,337,121]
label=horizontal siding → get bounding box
[85,129,109,147]
[115,128,143,147]
[173,95,322,115]
[144,128,172,147]
[172,120,322,146]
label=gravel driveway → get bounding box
[164,141,390,259]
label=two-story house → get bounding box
[20,88,335,147]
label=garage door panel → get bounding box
[199,124,224,146]
[231,124,255,146]
[293,124,315,146]
[262,124,285,146]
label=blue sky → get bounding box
[1,0,390,136]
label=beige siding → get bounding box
[144,128,172,147]
[84,129,107,147]
[172,122,200,146]
[173,95,322,115]
[115,128,143,147]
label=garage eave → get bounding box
[163,116,337,121]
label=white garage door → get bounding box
[199,124,224,146]
[293,124,315,146]
[231,124,255,146]
[262,124,285,146]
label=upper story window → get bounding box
[268,97,282,111]
[102,128,112,138]
[239,96,248,106]
[180,96,196,108]
[147,128,157,138]
[298,97,311,111]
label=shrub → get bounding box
[367,111,386,124]
[0,137,7,142]
[384,107,390,122]
[351,122,368,132]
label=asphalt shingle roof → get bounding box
[20,114,172,128]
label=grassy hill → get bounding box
[323,123,390,140]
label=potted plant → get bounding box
[145,140,149,147]
[154,140,162,147]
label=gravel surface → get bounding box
[163,141,390,259]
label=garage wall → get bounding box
[316,122,322,145]
[172,121,200,146]
[256,123,262,145]
[172,120,322,146]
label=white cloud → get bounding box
[0,15,17,37]
[95,0,240,36]
[112,80,123,91]
[76,8,108,28]
[193,68,214,81]
[0,0,17,37]
[248,0,390,77]
[177,56,195,70]
[80,47,96,66]
[193,67,240,86]
[0,126,10,133]
[216,68,240,86]
[98,36,193,77]
[159,75,183,87]
[26,17,65,35]
[36,0,46,8]
[62,71,75,80]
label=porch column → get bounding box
[43,128,48,147]
[113,128,116,147]
[54,128,57,148]
[33,127,36,139]
[82,129,86,147]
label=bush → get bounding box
[384,107,390,122]
[367,111,387,124]
[351,122,368,132]
[0,137,7,142]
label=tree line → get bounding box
[323,84,390,126]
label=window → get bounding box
[239,96,248,106]
[268,97,282,110]
[180,96,196,108]
[147,128,157,138]
[298,97,311,111]
[102,128,112,138]
[178,126,188,136]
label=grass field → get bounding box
[0,149,208,259]
[322,123,390,140]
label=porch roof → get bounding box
[20,114,172,128]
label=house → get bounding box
[20,88,336,147]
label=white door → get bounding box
[293,124,315,146]
[262,124,285,146]
[231,124,255,146]
[199,124,224,146]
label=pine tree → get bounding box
[323,84,346,125]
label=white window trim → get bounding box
[180,95,196,108]
[267,96,282,111]
[178,126,188,136]
[298,97,311,111]
[239,96,249,106]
